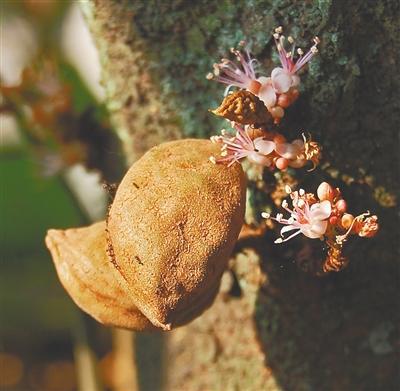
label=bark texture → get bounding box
[82,0,399,390]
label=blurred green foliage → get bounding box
[0,151,85,335]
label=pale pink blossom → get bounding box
[206,42,262,96]
[262,187,331,243]
[210,124,275,167]
[272,27,320,91]
[258,27,320,107]
[210,127,321,170]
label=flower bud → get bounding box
[335,199,347,213]
[276,157,289,170]
[248,80,262,95]
[317,182,335,201]
[329,215,339,226]
[277,93,291,108]
[341,213,354,229]
[270,106,285,119]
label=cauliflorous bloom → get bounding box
[210,124,275,167]
[272,26,320,90]
[210,125,321,171]
[262,182,379,274]
[258,27,320,113]
[262,186,331,243]
[207,28,320,124]
[206,42,262,96]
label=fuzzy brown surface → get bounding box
[107,139,247,329]
[211,90,272,126]
[45,221,153,331]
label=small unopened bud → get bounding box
[317,182,335,201]
[276,157,289,170]
[248,80,262,95]
[329,215,339,226]
[341,213,354,229]
[270,106,285,119]
[277,93,291,108]
[335,199,347,214]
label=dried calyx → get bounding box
[46,140,246,331]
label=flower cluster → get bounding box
[207,27,379,275]
[261,182,379,273]
[208,27,321,173]
[209,124,321,171]
[207,27,319,123]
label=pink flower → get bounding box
[210,124,275,167]
[210,127,321,170]
[258,27,320,107]
[262,187,331,243]
[206,42,262,96]
[272,27,320,90]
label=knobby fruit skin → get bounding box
[46,139,246,331]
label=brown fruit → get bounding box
[107,139,246,330]
[46,139,246,331]
[45,221,154,330]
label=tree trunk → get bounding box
[82,1,399,390]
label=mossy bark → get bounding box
[82,1,399,390]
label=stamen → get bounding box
[336,212,370,244]
[209,156,217,164]
[282,200,288,208]
[261,212,270,219]
[299,189,305,196]
[297,48,304,56]
[285,185,292,194]
[206,73,214,80]
[288,36,294,44]
[275,26,283,34]
[274,238,284,244]
[297,199,305,208]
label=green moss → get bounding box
[130,0,398,203]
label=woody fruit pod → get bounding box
[46,139,246,331]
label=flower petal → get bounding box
[280,225,299,235]
[271,67,293,93]
[258,82,276,108]
[257,76,270,84]
[275,142,302,159]
[253,138,275,155]
[310,200,332,220]
[291,74,300,87]
[301,220,328,239]
[247,151,272,166]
